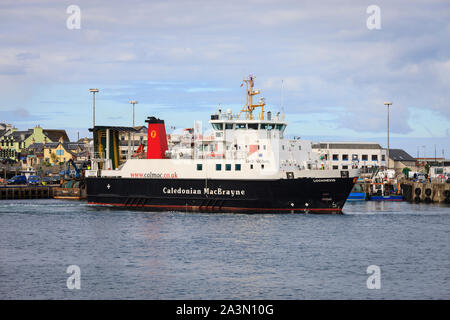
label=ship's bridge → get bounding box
[210,111,287,134]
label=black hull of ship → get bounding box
[86,177,356,213]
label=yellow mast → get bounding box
[239,75,266,120]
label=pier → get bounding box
[401,181,450,204]
[0,185,56,200]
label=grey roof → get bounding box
[43,129,70,143]
[10,129,33,141]
[27,143,45,151]
[388,149,415,162]
[34,142,84,151]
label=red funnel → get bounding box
[145,117,168,159]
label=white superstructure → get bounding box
[96,75,358,180]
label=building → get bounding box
[26,143,45,167]
[312,142,387,172]
[0,126,69,162]
[0,123,13,137]
[42,141,85,165]
[118,126,148,161]
[388,149,417,174]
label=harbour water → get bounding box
[0,199,449,300]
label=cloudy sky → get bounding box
[0,0,449,157]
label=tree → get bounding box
[402,167,411,178]
[50,152,57,164]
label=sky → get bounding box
[0,0,449,158]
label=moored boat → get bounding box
[86,75,360,213]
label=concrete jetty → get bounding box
[0,185,56,200]
[401,181,450,204]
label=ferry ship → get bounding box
[86,75,359,213]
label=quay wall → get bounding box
[0,186,56,200]
[401,181,450,204]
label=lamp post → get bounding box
[129,100,138,152]
[384,102,392,169]
[89,89,99,128]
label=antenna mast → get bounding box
[238,74,266,120]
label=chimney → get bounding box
[145,116,168,159]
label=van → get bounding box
[7,175,27,185]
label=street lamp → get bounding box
[129,100,138,151]
[384,101,392,169]
[129,100,138,127]
[89,88,99,128]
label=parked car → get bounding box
[49,176,62,185]
[40,177,51,185]
[28,175,41,185]
[7,175,27,185]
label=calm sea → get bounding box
[0,199,449,300]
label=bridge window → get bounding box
[372,155,378,161]
[212,123,223,130]
[225,164,231,171]
[342,154,348,161]
[236,123,246,129]
[248,123,258,130]
[197,164,202,171]
[225,123,233,130]
[276,124,286,130]
[260,123,274,130]
[216,164,222,171]
[235,164,241,171]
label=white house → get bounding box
[312,142,387,172]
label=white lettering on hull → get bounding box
[163,187,246,197]
[313,179,336,182]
